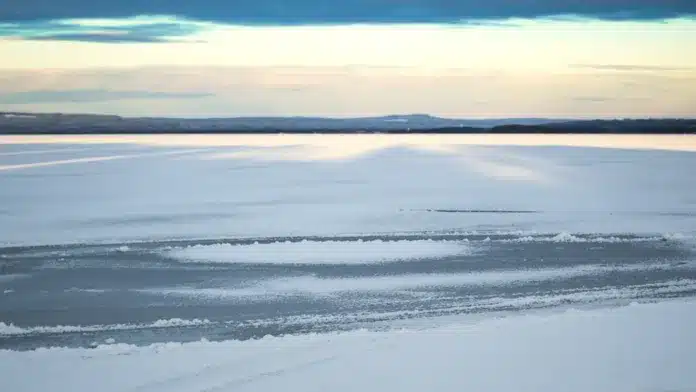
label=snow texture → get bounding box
[2,300,695,392]
[142,261,685,298]
[0,318,212,337]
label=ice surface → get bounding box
[211,278,696,329]
[0,147,90,156]
[1,135,696,246]
[2,300,695,392]
[142,261,683,298]
[2,114,36,119]
[503,232,665,243]
[0,148,207,171]
[0,274,30,283]
[2,135,696,390]
[167,239,471,265]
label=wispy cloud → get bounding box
[0,15,208,43]
[458,19,523,28]
[0,66,694,118]
[572,96,653,103]
[570,64,691,72]
[1,0,695,25]
[572,97,614,102]
[0,89,213,104]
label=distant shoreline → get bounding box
[2,128,695,135]
[1,112,695,135]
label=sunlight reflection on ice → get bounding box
[2,134,696,155]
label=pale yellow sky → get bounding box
[0,17,695,117]
[2,18,695,69]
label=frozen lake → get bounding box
[1,134,696,391]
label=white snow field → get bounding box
[1,299,695,392]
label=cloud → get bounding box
[572,97,614,102]
[572,96,654,103]
[0,89,213,104]
[1,0,695,25]
[0,15,208,43]
[571,64,692,72]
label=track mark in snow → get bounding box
[130,349,279,392]
[199,355,340,392]
[130,339,346,392]
[0,148,210,171]
[0,147,91,156]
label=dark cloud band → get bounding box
[0,18,203,43]
[1,0,695,24]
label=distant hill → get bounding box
[0,112,694,134]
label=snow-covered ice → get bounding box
[142,261,686,298]
[167,239,471,265]
[2,114,36,119]
[0,274,30,283]
[1,134,695,246]
[0,318,212,337]
[2,134,696,391]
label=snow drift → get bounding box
[167,239,472,265]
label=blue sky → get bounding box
[0,1,694,118]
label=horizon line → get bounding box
[2,110,695,121]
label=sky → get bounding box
[0,1,695,118]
